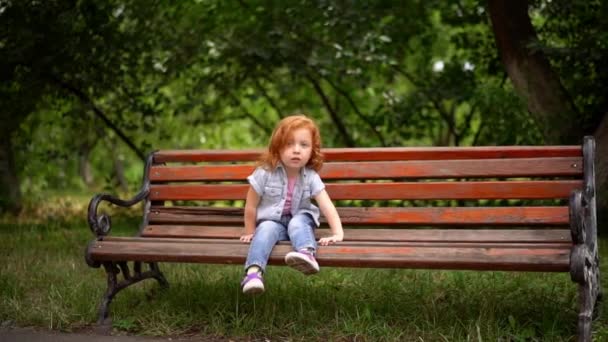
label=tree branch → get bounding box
[472,119,486,146]
[253,79,284,120]
[227,91,274,135]
[321,75,387,146]
[460,102,479,140]
[393,65,460,144]
[47,75,147,161]
[305,73,355,147]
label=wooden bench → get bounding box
[85,137,600,341]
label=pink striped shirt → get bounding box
[282,177,297,215]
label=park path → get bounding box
[0,326,253,342]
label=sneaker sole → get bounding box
[285,254,319,275]
[242,280,265,295]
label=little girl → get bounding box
[239,114,344,295]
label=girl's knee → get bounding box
[253,221,283,240]
[287,214,315,231]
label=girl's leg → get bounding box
[286,213,317,252]
[285,213,319,274]
[244,220,288,273]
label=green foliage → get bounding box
[1,0,604,195]
[532,0,608,130]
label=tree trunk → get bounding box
[487,0,583,144]
[0,136,22,214]
[110,139,129,193]
[79,142,94,187]
[488,0,607,232]
[594,113,608,233]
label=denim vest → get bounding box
[247,164,325,226]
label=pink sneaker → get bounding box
[241,272,264,295]
[285,250,320,275]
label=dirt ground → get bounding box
[0,326,263,342]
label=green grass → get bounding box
[1,212,607,341]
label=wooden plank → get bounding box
[149,180,582,201]
[147,206,570,226]
[149,157,583,182]
[105,237,572,249]
[88,239,570,272]
[140,226,572,243]
[153,146,581,163]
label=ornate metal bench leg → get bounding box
[96,261,171,326]
[576,258,600,342]
[150,262,169,288]
[98,262,119,325]
[570,137,601,342]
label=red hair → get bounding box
[259,114,324,171]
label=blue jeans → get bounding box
[244,213,317,272]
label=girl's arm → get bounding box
[240,187,260,243]
[314,189,344,246]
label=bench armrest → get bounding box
[87,189,149,238]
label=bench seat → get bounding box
[90,232,571,272]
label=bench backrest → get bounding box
[139,146,584,240]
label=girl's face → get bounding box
[280,127,313,175]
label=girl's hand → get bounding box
[240,234,254,243]
[318,234,343,246]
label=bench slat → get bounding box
[141,227,572,243]
[147,206,570,226]
[106,237,572,249]
[149,180,581,201]
[89,238,570,272]
[149,157,582,182]
[153,146,580,163]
